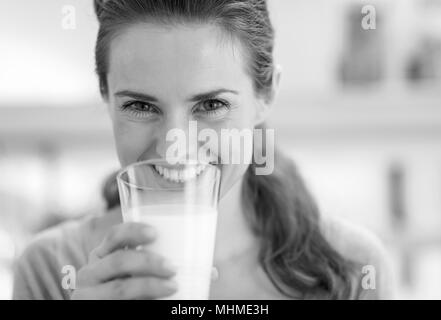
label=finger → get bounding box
[94,222,157,258]
[73,276,178,300]
[84,249,177,284]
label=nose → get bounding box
[154,111,195,162]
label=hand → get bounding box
[71,222,178,300]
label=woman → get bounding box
[13,0,393,299]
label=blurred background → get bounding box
[1,0,441,299]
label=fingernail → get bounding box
[162,260,178,273]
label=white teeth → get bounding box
[178,170,185,182]
[187,167,196,179]
[170,170,178,181]
[153,164,207,182]
[154,165,163,175]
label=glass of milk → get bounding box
[116,158,221,300]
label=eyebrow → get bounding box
[114,88,239,103]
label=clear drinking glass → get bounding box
[116,158,221,300]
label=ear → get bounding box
[254,64,282,126]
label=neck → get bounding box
[213,176,257,265]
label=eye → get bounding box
[119,101,160,119]
[193,99,230,118]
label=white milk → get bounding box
[124,204,218,299]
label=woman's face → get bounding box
[106,23,271,196]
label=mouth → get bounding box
[152,163,216,184]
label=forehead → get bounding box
[107,23,252,95]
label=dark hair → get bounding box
[94,0,357,299]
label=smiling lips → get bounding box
[153,163,208,183]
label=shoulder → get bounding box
[17,207,122,263]
[320,215,396,299]
[13,217,90,300]
[13,208,122,300]
[18,215,95,265]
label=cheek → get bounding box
[112,118,155,167]
[203,109,255,196]
[222,104,258,192]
